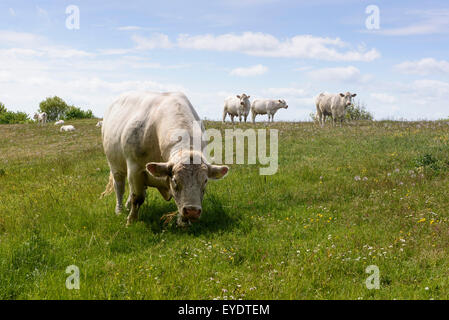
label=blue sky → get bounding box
[0,0,448,120]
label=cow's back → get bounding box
[102,91,201,167]
[224,96,239,115]
[252,100,268,114]
[316,93,335,113]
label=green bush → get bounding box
[38,96,94,121]
[345,100,373,121]
[64,106,93,120]
[38,96,69,121]
[0,102,6,114]
[0,102,30,124]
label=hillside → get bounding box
[1,119,449,299]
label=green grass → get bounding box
[1,119,449,299]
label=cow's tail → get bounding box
[100,171,114,199]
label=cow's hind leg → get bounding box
[126,166,147,226]
[222,109,227,123]
[113,171,126,215]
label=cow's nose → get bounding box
[183,206,202,222]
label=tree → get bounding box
[64,106,94,120]
[0,102,30,124]
[38,96,69,121]
[0,102,6,114]
[345,100,373,121]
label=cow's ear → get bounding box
[207,165,229,180]
[146,162,173,178]
[236,95,241,99]
[278,99,282,103]
[339,93,345,97]
[352,93,357,97]
[247,96,250,99]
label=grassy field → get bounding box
[1,118,449,299]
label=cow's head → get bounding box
[339,92,356,108]
[33,113,38,120]
[146,153,228,225]
[236,94,251,109]
[278,99,288,109]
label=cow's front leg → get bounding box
[125,194,132,210]
[230,115,235,124]
[127,192,145,226]
[126,168,146,226]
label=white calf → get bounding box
[60,125,75,132]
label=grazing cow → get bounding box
[251,99,288,123]
[96,121,103,128]
[60,125,75,132]
[101,91,229,227]
[315,92,357,127]
[55,120,65,126]
[34,112,48,125]
[222,94,251,123]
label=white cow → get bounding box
[101,91,229,227]
[222,94,251,123]
[54,120,65,126]
[315,92,356,127]
[34,112,48,125]
[60,125,75,132]
[96,120,103,128]
[251,99,288,123]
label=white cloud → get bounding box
[230,64,268,77]
[370,93,396,104]
[376,10,449,36]
[294,66,314,72]
[132,33,173,50]
[0,30,45,47]
[395,58,449,76]
[307,66,370,82]
[9,8,16,16]
[176,32,380,61]
[117,26,143,31]
[412,79,449,97]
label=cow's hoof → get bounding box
[126,217,137,226]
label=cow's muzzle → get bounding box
[182,205,202,222]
